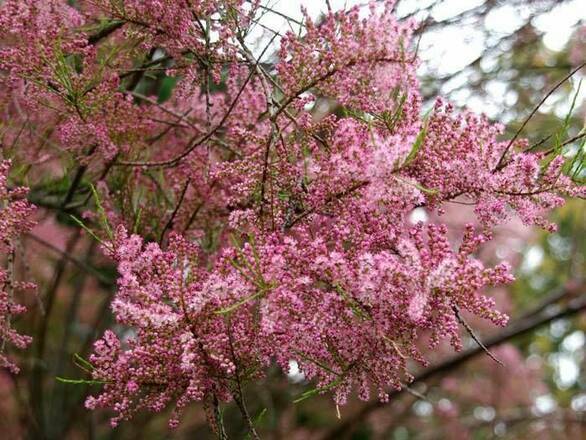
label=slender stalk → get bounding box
[227,323,260,439]
[494,62,586,171]
[29,229,82,438]
[453,304,504,366]
[115,33,278,168]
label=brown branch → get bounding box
[539,131,586,157]
[60,144,97,209]
[272,57,406,121]
[321,289,586,440]
[51,242,97,426]
[87,21,125,45]
[159,179,190,245]
[227,322,260,440]
[182,181,217,234]
[253,3,304,26]
[453,304,504,366]
[258,124,279,229]
[129,91,200,130]
[29,229,82,438]
[115,33,278,168]
[25,233,112,285]
[284,180,370,229]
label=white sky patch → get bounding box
[550,319,571,338]
[394,0,435,18]
[549,352,580,388]
[474,406,496,422]
[533,394,558,415]
[494,422,507,436]
[484,3,530,34]
[248,0,586,93]
[562,330,585,352]
[552,79,586,120]
[521,245,544,273]
[528,274,547,291]
[409,207,429,224]
[287,360,306,383]
[438,398,453,412]
[419,26,485,76]
[413,400,433,416]
[430,0,485,22]
[534,0,586,51]
[495,246,509,259]
[571,393,586,412]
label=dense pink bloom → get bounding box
[0,0,583,429]
[0,161,36,373]
[78,2,582,426]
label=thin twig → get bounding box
[254,3,304,26]
[494,62,586,171]
[87,20,125,45]
[321,288,586,440]
[129,91,200,130]
[115,33,278,168]
[399,382,430,402]
[452,304,504,366]
[271,57,406,121]
[29,229,82,437]
[540,131,586,158]
[284,180,370,229]
[258,124,279,229]
[25,233,111,285]
[227,322,260,440]
[159,180,190,245]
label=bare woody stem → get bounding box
[227,320,261,439]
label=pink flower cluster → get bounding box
[87,0,257,91]
[405,99,586,231]
[0,0,154,161]
[0,0,583,429]
[86,220,513,425]
[277,1,420,116]
[77,0,582,426]
[85,227,268,427]
[0,161,36,373]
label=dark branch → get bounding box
[321,288,586,440]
